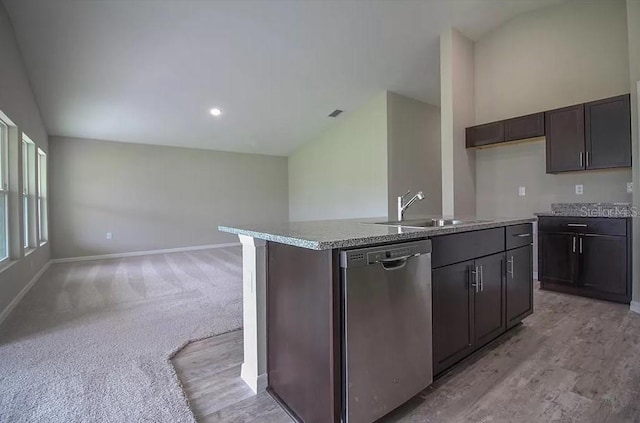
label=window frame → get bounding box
[37,148,47,245]
[0,120,8,264]
[21,134,35,251]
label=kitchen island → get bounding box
[219,216,535,423]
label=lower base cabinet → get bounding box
[538,217,631,303]
[432,225,533,376]
[506,245,534,329]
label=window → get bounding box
[0,121,8,263]
[22,135,34,250]
[37,149,47,244]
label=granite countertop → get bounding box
[218,216,535,250]
[536,202,634,218]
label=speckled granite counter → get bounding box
[218,216,535,250]
[536,202,634,218]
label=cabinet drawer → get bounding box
[506,224,533,250]
[432,228,505,268]
[538,216,627,236]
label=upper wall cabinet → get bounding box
[545,104,585,173]
[466,113,543,148]
[585,94,631,170]
[465,121,504,148]
[504,113,545,142]
[546,94,631,173]
[466,94,632,174]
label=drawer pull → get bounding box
[567,224,588,227]
[514,233,531,238]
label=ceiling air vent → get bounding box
[328,109,343,118]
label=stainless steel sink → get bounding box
[372,218,488,229]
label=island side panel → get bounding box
[267,242,341,423]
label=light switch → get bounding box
[518,186,526,196]
[627,182,633,194]
[106,232,113,240]
[575,184,584,195]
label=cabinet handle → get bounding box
[514,233,531,238]
[580,152,584,167]
[508,256,515,279]
[586,151,590,167]
[471,266,479,293]
[480,265,484,292]
[579,237,583,254]
[572,236,576,253]
[568,223,587,227]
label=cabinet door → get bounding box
[474,253,506,347]
[504,113,544,142]
[432,260,475,375]
[506,245,533,329]
[545,104,585,173]
[585,94,631,169]
[466,121,505,148]
[539,233,578,286]
[580,235,628,296]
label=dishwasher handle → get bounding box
[373,254,418,271]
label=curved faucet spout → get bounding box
[397,190,426,221]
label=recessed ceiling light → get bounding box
[210,107,222,117]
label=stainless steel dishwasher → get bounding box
[340,239,432,423]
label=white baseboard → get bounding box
[0,261,51,327]
[241,362,268,394]
[631,301,640,315]
[50,242,241,264]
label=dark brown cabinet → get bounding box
[546,94,631,173]
[580,235,627,296]
[465,121,504,148]
[432,224,532,376]
[538,232,578,286]
[506,245,533,329]
[538,216,631,303]
[466,113,544,148]
[504,113,544,142]
[432,261,475,375]
[474,253,506,346]
[466,94,632,173]
[585,94,631,170]
[545,104,585,173]
[432,254,505,375]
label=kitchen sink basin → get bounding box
[372,218,489,229]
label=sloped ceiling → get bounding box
[3,0,564,155]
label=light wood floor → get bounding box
[172,286,640,423]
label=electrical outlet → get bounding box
[106,232,112,240]
[518,186,526,196]
[575,184,584,195]
[627,182,633,194]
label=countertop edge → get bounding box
[219,217,536,251]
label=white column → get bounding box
[238,235,268,393]
[440,28,477,217]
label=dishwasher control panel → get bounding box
[366,247,412,264]
[340,240,431,269]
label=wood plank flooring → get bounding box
[172,286,640,422]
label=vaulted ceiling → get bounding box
[3,0,564,155]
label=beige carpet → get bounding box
[0,247,243,422]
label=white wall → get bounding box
[0,3,50,319]
[288,92,388,221]
[474,0,632,218]
[387,92,442,218]
[49,136,289,259]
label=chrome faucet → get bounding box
[397,190,425,221]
